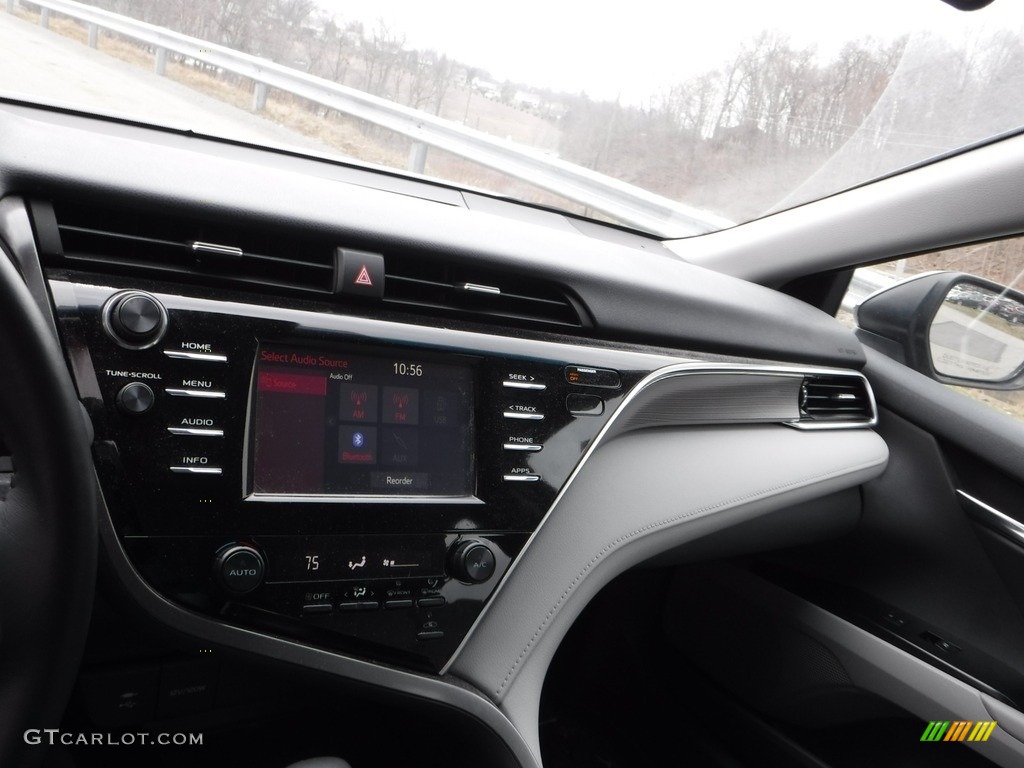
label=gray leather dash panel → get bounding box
[448,424,887,759]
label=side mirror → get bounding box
[855,271,1024,390]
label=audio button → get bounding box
[168,427,225,437]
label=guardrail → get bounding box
[7,0,730,236]
[842,266,899,311]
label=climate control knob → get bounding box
[103,290,168,348]
[448,541,496,584]
[213,543,266,595]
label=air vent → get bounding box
[33,200,590,329]
[0,434,12,502]
[798,374,875,425]
[34,200,335,296]
[383,256,587,330]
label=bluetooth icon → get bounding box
[352,432,365,448]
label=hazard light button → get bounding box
[335,248,385,299]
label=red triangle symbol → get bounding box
[354,265,373,286]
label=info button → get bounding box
[371,472,430,492]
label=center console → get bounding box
[53,281,660,671]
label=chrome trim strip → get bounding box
[167,427,225,437]
[958,489,1024,548]
[459,282,501,295]
[503,444,543,452]
[163,350,229,363]
[442,363,878,673]
[191,241,243,258]
[165,388,226,399]
[246,493,482,505]
[503,475,541,483]
[503,412,544,421]
[169,466,223,475]
[60,282,685,373]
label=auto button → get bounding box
[213,543,265,595]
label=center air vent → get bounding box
[383,256,587,330]
[32,200,590,331]
[32,200,335,296]
[798,374,875,425]
[0,434,12,502]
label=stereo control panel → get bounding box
[53,280,660,671]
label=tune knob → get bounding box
[103,290,168,348]
[116,382,155,415]
[448,540,496,584]
[213,543,266,595]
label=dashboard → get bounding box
[0,100,891,767]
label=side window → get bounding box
[841,238,1024,424]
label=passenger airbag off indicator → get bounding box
[335,248,385,299]
[565,365,620,389]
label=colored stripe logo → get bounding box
[921,721,997,742]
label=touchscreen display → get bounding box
[251,345,474,496]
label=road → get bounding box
[0,9,337,156]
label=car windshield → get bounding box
[1,0,1022,237]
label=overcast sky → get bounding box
[315,0,1022,101]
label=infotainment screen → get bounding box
[250,344,474,497]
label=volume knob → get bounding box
[103,291,167,348]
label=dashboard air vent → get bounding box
[798,374,875,425]
[0,434,12,502]
[383,257,587,330]
[34,200,335,296]
[33,200,590,330]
